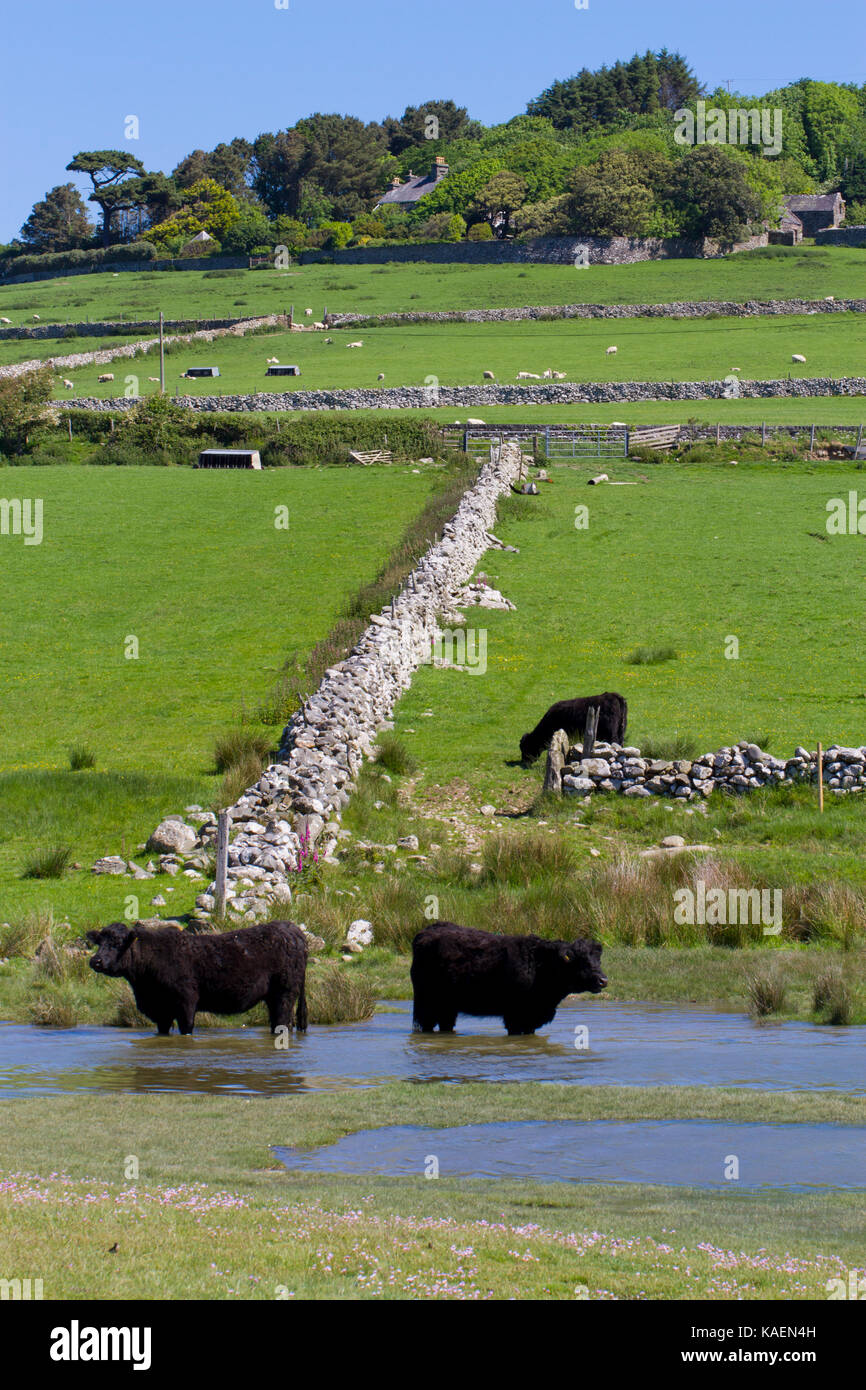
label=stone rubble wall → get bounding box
[556,740,866,800]
[0,317,249,341]
[300,232,768,267]
[59,375,866,413]
[154,441,525,925]
[328,296,866,330]
[1,315,283,382]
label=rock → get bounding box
[480,804,496,817]
[397,835,419,851]
[147,819,197,855]
[91,856,128,875]
[660,835,686,848]
[346,919,374,953]
[150,895,168,907]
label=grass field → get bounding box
[2,246,866,328]
[0,464,434,925]
[48,312,866,400]
[1,1088,864,1300]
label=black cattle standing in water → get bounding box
[519,692,627,764]
[87,920,308,1036]
[411,921,607,1035]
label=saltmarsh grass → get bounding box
[306,962,376,1024]
[746,968,787,1017]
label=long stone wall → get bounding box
[0,317,249,341]
[301,232,768,267]
[149,441,525,924]
[60,375,866,414]
[328,296,866,330]
[553,739,866,801]
[815,226,866,247]
[2,315,283,382]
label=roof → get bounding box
[784,194,843,212]
[375,161,449,208]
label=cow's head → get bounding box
[86,923,136,977]
[519,732,537,765]
[560,938,607,994]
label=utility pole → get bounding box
[159,311,165,393]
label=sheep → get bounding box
[731,367,742,372]
[325,337,334,344]
[483,370,495,380]
[516,371,541,380]
[0,317,11,325]
[266,357,280,365]
[313,321,326,330]
[148,377,160,383]
[377,373,385,381]
[98,373,114,383]
[792,354,807,364]
[466,418,486,426]
[552,371,567,380]
[62,379,75,390]
[304,308,313,316]
[605,346,617,355]
[347,341,364,348]
[825,296,835,302]
[542,368,553,379]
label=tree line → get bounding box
[7,55,866,266]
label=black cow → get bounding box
[87,920,308,1036]
[410,921,607,1036]
[519,692,628,764]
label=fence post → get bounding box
[545,426,550,461]
[583,706,599,759]
[761,421,766,447]
[857,424,863,451]
[214,809,230,917]
[810,423,816,452]
[817,742,824,814]
[463,427,469,453]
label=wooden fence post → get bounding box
[761,421,766,447]
[817,742,824,814]
[214,809,230,917]
[583,706,599,759]
[810,423,816,452]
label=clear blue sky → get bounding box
[1,0,863,241]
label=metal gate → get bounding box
[542,426,628,459]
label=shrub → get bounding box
[214,729,273,774]
[306,963,375,1024]
[215,753,265,810]
[812,967,852,1025]
[467,222,494,241]
[746,967,787,1017]
[375,734,417,776]
[22,845,71,879]
[625,645,679,665]
[68,744,96,770]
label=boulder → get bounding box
[147,819,197,856]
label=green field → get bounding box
[2,1088,864,1300]
[0,464,433,924]
[2,246,866,329]
[49,312,866,401]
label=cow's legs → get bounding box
[154,1014,173,1036]
[504,1015,535,1036]
[175,1000,196,1035]
[268,988,296,1033]
[436,1009,458,1034]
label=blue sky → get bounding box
[1,0,863,241]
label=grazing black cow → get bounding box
[519,692,628,764]
[411,921,607,1036]
[87,920,307,1036]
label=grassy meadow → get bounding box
[0,463,434,925]
[45,311,866,401]
[2,245,866,328]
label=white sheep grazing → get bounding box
[347,341,363,348]
[304,308,313,316]
[516,371,541,379]
[542,368,553,379]
[377,373,385,381]
[792,354,807,363]
[32,314,41,321]
[324,337,334,344]
[466,418,486,426]
[148,377,160,383]
[0,317,11,324]
[731,367,742,372]
[98,373,114,383]
[313,321,326,330]
[605,345,617,355]
[267,357,280,364]
[62,379,75,390]
[553,371,567,380]
[825,296,835,302]
[483,370,495,380]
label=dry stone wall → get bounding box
[553,740,866,800]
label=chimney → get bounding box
[390,176,402,188]
[432,155,449,181]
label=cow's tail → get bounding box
[620,696,628,744]
[295,977,308,1033]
